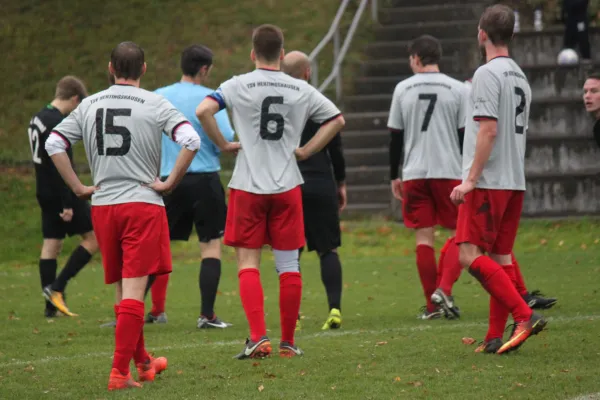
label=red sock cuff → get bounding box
[279,272,301,281]
[239,268,260,279]
[118,299,145,319]
[416,244,434,254]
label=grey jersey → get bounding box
[51,85,188,206]
[209,69,341,194]
[462,57,531,190]
[387,73,467,181]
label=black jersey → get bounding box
[298,120,346,183]
[28,105,76,209]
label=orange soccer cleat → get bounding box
[107,368,142,391]
[497,313,547,355]
[136,356,168,382]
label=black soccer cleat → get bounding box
[474,338,503,354]
[418,306,444,320]
[431,288,461,319]
[523,290,557,310]
[234,337,272,360]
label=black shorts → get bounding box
[40,198,93,239]
[301,178,341,253]
[163,172,226,243]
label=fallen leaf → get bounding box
[46,319,54,324]
[67,332,77,337]
[377,226,392,236]
[496,365,504,368]
[24,365,34,372]
[558,240,564,247]
[299,370,306,376]
[581,243,587,250]
[264,373,276,379]
[462,337,476,345]
[394,376,402,382]
[402,249,411,256]
[594,238,599,244]
[258,384,265,392]
[368,296,375,301]
[343,283,350,289]
[376,341,388,346]
[539,239,548,245]
[514,382,525,388]
[560,369,570,373]
[33,328,40,334]
[435,368,440,374]
[357,364,362,369]
[177,370,183,375]
[252,362,260,367]
[407,381,423,387]
[331,386,336,390]
[576,376,582,381]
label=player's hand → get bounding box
[337,182,347,211]
[74,185,98,200]
[391,178,403,201]
[59,208,73,222]
[221,142,241,154]
[450,180,475,205]
[147,178,173,196]
[294,147,309,161]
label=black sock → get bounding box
[40,259,57,310]
[200,258,221,318]
[144,274,157,299]
[51,246,92,292]
[320,251,343,311]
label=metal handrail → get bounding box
[308,0,378,103]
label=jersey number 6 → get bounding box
[95,108,132,156]
[260,96,284,141]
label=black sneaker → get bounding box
[431,288,461,319]
[44,307,58,318]
[418,306,444,320]
[234,336,272,360]
[523,290,557,310]
[145,312,168,324]
[197,315,231,329]
[474,338,503,354]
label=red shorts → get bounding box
[91,203,172,284]
[224,187,305,250]
[402,179,461,230]
[455,189,524,254]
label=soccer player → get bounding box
[449,5,547,355]
[387,35,468,320]
[143,44,234,328]
[29,76,99,318]
[282,51,347,330]
[45,42,200,389]
[196,24,345,359]
[583,73,600,147]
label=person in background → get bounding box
[583,72,600,147]
[563,0,591,61]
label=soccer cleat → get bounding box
[279,341,304,358]
[145,312,168,324]
[100,320,117,328]
[321,308,342,330]
[523,290,557,310]
[234,337,272,360]
[474,338,503,354]
[136,356,168,382]
[44,307,58,318]
[43,286,77,317]
[497,312,548,355]
[418,306,444,320]
[197,315,231,329]
[107,368,142,391]
[431,289,461,319]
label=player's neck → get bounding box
[485,45,510,62]
[255,60,281,71]
[418,65,440,73]
[594,110,600,120]
[114,78,140,87]
[180,75,204,85]
[50,99,71,115]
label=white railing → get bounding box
[308,0,379,102]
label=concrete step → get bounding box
[345,166,389,185]
[525,137,600,176]
[345,94,391,112]
[344,146,388,166]
[366,38,477,60]
[360,57,464,77]
[511,27,600,65]
[381,0,483,7]
[342,130,389,149]
[378,4,485,25]
[523,173,600,216]
[347,184,390,205]
[374,20,480,41]
[345,112,390,131]
[341,202,390,218]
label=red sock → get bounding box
[416,245,437,312]
[438,237,463,296]
[133,328,150,365]
[238,269,266,342]
[484,264,515,341]
[112,299,145,375]
[279,272,302,345]
[469,256,532,323]
[511,253,528,296]
[150,274,169,315]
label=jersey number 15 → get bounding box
[96,108,132,156]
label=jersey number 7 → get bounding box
[418,93,437,132]
[95,108,132,156]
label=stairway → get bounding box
[341,0,600,218]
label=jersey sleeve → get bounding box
[387,84,404,130]
[471,66,501,121]
[207,78,237,111]
[155,96,189,139]
[50,106,83,149]
[307,87,342,124]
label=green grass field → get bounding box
[1,173,600,399]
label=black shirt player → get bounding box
[282,51,346,330]
[29,76,98,318]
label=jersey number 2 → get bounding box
[514,87,526,134]
[260,96,284,141]
[418,93,437,132]
[96,108,132,156]
[28,117,44,164]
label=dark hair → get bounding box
[252,24,284,62]
[181,45,213,77]
[55,76,88,101]
[479,4,515,46]
[408,35,442,66]
[110,41,145,80]
[586,72,600,81]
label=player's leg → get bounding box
[318,249,343,330]
[269,187,305,357]
[224,189,271,359]
[402,180,441,319]
[196,173,230,328]
[39,236,62,317]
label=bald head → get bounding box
[282,51,311,81]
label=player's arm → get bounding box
[326,132,347,210]
[216,109,236,143]
[196,81,240,153]
[457,84,468,155]
[45,109,97,199]
[387,84,404,200]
